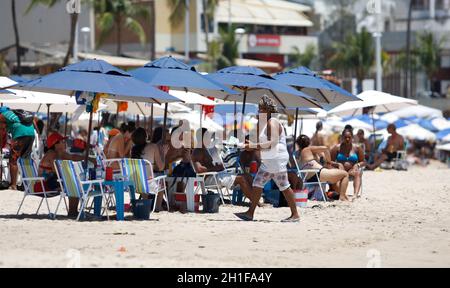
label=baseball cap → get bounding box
[47,132,66,149]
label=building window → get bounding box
[201,13,214,33]
[412,0,429,10]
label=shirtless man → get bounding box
[311,121,325,146]
[191,128,253,201]
[367,124,404,170]
[104,124,133,169]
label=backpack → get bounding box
[12,109,34,126]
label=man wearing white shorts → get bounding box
[234,96,300,222]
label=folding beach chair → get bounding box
[292,152,328,202]
[17,157,66,217]
[191,147,234,205]
[121,158,169,212]
[54,160,108,221]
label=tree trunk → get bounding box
[116,15,122,56]
[63,13,79,66]
[202,0,210,55]
[11,0,21,75]
[149,0,156,60]
[404,0,413,98]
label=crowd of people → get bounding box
[0,99,417,221]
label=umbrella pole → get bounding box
[46,104,51,137]
[234,101,237,138]
[150,104,154,136]
[371,111,376,163]
[241,89,247,133]
[115,103,120,127]
[163,103,168,138]
[293,108,299,153]
[84,110,94,169]
[64,112,68,137]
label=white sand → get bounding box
[0,161,449,268]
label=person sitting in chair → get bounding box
[331,129,366,198]
[367,124,405,170]
[297,135,351,202]
[38,132,96,217]
[191,128,254,202]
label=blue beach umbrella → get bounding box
[206,66,321,132]
[130,56,236,132]
[12,59,180,164]
[436,128,450,142]
[274,66,358,104]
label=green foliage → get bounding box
[288,44,316,69]
[329,27,375,91]
[95,0,149,49]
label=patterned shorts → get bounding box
[252,168,290,191]
[10,136,34,164]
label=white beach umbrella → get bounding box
[379,124,437,142]
[170,112,224,132]
[327,90,418,117]
[381,104,443,120]
[436,143,450,152]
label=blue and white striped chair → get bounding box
[54,160,108,221]
[17,157,65,217]
[120,158,168,212]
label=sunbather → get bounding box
[331,129,365,198]
[297,135,350,202]
[367,124,405,170]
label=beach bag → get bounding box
[13,109,34,126]
[172,162,195,178]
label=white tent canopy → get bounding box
[327,90,418,117]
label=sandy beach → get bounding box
[0,161,449,268]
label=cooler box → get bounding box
[175,193,200,213]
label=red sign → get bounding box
[202,96,215,117]
[248,34,281,47]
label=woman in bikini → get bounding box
[331,129,365,198]
[296,135,351,202]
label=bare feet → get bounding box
[339,196,351,202]
[9,185,17,190]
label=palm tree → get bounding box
[201,0,219,56]
[26,0,78,66]
[95,0,149,56]
[216,26,239,70]
[288,44,316,69]
[329,27,375,93]
[415,32,444,92]
[11,0,21,74]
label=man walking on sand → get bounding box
[234,96,300,223]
